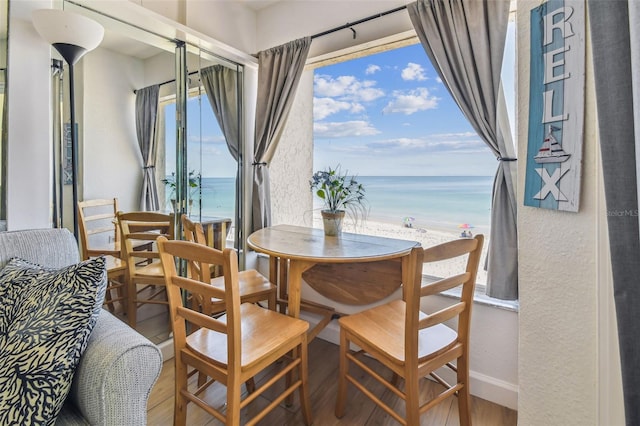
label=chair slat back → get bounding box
[157,238,241,367]
[181,214,213,285]
[77,198,119,259]
[412,235,483,355]
[182,214,207,245]
[117,211,174,268]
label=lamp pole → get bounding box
[32,9,103,241]
[53,44,85,240]
[67,61,79,239]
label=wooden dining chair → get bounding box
[335,235,484,426]
[117,211,174,328]
[181,214,276,315]
[77,198,121,258]
[157,237,312,426]
[78,198,127,313]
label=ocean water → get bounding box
[352,176,493,233]
[174,176,493,233]
[184,177,237,220]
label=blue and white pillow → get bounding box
[0,257,106,425]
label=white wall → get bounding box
[516,2,613,424]
[7,0,52,230]
[184,1,257,55]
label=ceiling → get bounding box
[235,0,282,11]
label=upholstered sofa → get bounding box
[0,228,163,425]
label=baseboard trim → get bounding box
[157,338,174,362]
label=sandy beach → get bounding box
[311,214,490,285]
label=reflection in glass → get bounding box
[60,1,245,344]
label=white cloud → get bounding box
[433,131,477,138]
[314,97,352,120]
[350,103,365,114]
[314,120,381,138]
[382,88,440,115]
[436,76,443,84]
[365,64,381,75]
[366,134,486,153]
[359,84,385,102]
[401,62,427,81]
[189,134,226,144]
[314,74,384,102]
[313,97,366,120]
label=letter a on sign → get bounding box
[524,0,585,212]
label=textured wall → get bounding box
[269,70,314,226]
[517,2,599,424]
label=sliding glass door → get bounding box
[159,46,243,251]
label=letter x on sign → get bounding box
[533,167,569,201]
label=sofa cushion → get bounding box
[0,257,107,426]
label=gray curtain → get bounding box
[200,65,239,161]
[408,0,517,300]
[252,37,311,232]
[589,1,639,424]
[135,85,160,211]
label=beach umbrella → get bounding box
[458,223,473,229]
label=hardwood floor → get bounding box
[105,287,516,425]
[147,338,517,425]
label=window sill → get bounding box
[422,274,519,312]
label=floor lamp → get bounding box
[32,9,104,240]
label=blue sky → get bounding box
[165,99,236,177]
[313,42,498,177]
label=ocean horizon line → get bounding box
[172,175,494,230]
[193,174,494,179]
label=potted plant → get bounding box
[310,166,367,236]
[162,170,200,214]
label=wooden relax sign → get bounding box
[525,0,585,212]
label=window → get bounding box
[312,42,505,285]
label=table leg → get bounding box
[286,260,316,319]
[217,221,227,250]
[205,223,214,248]
[278,257,288,314]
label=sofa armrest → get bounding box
[68,309,163,426]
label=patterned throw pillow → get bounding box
[0,257,107,426]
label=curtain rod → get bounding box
[133,70,199,94]
[310,5,408,40]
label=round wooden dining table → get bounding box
[247,224,420,340]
